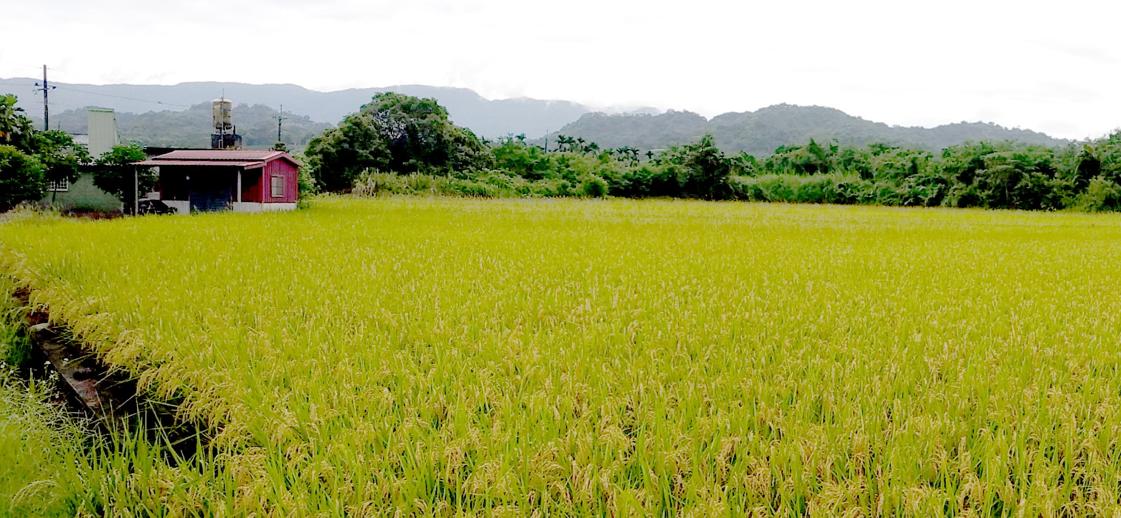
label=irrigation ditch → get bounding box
[10,285,207,463]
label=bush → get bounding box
[659,135,734,200]
[580,175,608,197]
[1072,177,1121,212]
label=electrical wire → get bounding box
[50,84,192,108]
[3,63,191,108]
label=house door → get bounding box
[189,173,235,212]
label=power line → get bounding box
[0,60,48,74]
[50,84,192,108]
[2,80,192,109]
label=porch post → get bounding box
[237,170,242,204]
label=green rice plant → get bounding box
[0,276,240,517]
[3,196,1121,516]
[0,369,100,517]
[0,276,31,368]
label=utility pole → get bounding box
[277,104,286,144]
[42,65,48,131]
[34,66,57,130]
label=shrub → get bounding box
[580,175,609,197]
[1073,177,1121,212]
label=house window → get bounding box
[271,175,285,198]
[48,178,71,192]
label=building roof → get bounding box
[132,159,267,168]
[134,150,299,168]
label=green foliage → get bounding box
[0,146,45,212]
[0,95,35,153]
[352,168,578,198]
[579,175,608,197]
[0,95,100,210]
[297,167,318,198]
[304,97,1121,212]
[91,143,154,213]
[727,137,1121,212]
[493,135,551,180]
[33,131,89,187]
[1072,177,1121,212]
[0,96,85,211]
[305,93,493,191]
[657,135,733,200]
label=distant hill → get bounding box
[3,78,1071,153]
[28,103,333,150]
[544,104,1069,154]
[1,78,590,139]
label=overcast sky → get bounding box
[2,0,1118,140]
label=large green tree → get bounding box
[305,93,492,191]
[0,95,34,153]
[0,95,50,210]
[35,131,89,191]
[658,134,734,200]
[0,145,45,212]
[91,143,153,214]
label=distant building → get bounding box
[87,108,119,158]
[44,174,122,212]
[43,108,122,212]
[135,150,300,214]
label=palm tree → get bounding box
[0,94,33,150]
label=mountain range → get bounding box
[2,78,1070,154]
[1,78,586,139]
[542,105,1068,155]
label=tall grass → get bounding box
[3,197,1121,515]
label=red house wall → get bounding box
[242,170,262,203]
[262,159,299,203]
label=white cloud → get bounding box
[3,0,1119,139]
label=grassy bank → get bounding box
[0,276,98,516]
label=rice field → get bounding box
[3,196,1121,516]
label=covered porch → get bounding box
[158,164,267,214]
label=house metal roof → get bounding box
[134,150,299,168]
[132,159,266,168]
[155,150,289,161]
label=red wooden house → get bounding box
[135,150,300,214]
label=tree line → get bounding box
[4,91,1120,213]
[0,94,150,212]
[306,93,1121,212]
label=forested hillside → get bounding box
[545,104,1068,154]
[31,103,332,150]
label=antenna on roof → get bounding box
[277,104,287,144]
